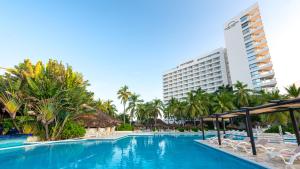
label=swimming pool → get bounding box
[0,135,268,169]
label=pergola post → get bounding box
[245,115,250,137]
[201,117,205,140]
[289,108,300,145]
[222,118,226,134]
[245,109,256,155]
[216,115,221,145]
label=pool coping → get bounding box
[0,132,215,151]
[194,140,271,169]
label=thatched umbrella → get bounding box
[76,110,121,128]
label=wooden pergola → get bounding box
[200,98,300,155]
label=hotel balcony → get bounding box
[259,70,275,79]
[250,26,263,34]
[245,39,267,50]
[256,47,269,55]
[260,79,277,87]
[253,32,265,41]
[249,18,262,28]
[248,54,270,64]
[258,62,273,70]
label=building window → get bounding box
[243,28,250,35]
[245,41,253,48]
[251,71,259,77]
[241,21,249,29]
[244,34,252,41]
[249,63,258,69]
[248,55,256,62]
[240,15,248,22]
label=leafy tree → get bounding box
[0,92,22,131]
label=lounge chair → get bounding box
[267,146,300,165]
[235,139,275,153]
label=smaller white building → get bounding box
[162,48,231,102]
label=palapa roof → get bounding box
[204,98,300,120]
[76,110,121,128]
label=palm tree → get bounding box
[176,101,187,126]
[195,88,210,118]
[285,84,300,98]
[234,81,251,108]
[213,91,235,114]
[95,99,117,117]
[127,93,143,125]
[104,100,117,117]
[165,97,178,125]
[136,103,148,124]
[117,85,132,124]
[185,91,200,126]
[0,92,22,131]
[150,99,163,129]
[34,99,59,140]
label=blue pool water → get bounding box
[0,135,267,169]
[0,135,27,148]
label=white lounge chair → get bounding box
[235,138,275,153]
[267,146,300,165]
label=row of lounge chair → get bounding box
[207,136,300,165]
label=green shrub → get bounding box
[60,121,86,139]
[265,125,296,134]
[2,119,14,134]
[191,127,199,132]
[116,124,134,131]
[177,127,184,132]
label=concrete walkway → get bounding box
[196,140,300,169]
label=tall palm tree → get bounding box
[117,85,132,124]
[234,81,251,108]
[0,92,22,131]
[127,93,143,125]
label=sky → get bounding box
[0,0,299,112]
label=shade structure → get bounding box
[76,110,121,128]
[202,98,300,155]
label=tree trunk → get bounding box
[45,124,49,141]
[12,119,20,132]
[193,118,196,126]
[123,103,126,124]
[154,116,157,130]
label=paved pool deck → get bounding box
[196,140,300,169]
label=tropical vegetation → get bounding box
[1,59,300,138]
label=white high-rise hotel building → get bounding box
[224,3,276,91]
[163,3,276,102]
